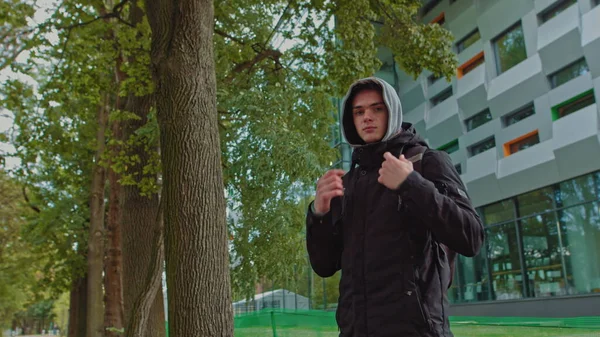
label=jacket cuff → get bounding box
[396,170,427,197]
[309,201,328,218]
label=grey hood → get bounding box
[341,77,403,147]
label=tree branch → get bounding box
[22,186,41,213]
[214,28,246,45]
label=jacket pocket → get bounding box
[413,266,434,332]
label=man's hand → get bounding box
[314,169,345,216]
[378,152,414,190]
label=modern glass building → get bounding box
[330,0,600,317]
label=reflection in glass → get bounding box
[487,224,523,300]
[517,187,554,217]
[558,174,597,207]
[558,202,600,294]
[493,23,526,74]
[451,252,491,303]
[519,213,567,297]
[483,199,514,224]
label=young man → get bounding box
[306,77,484,337]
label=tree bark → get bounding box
[120,3,166,337]
[68,274,88,337]
[121,94,166,337]
[105,117,124,337]
[145,0,234,336]
[86,94,109,337]
[124,200,164,337]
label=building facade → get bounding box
[331,0,600,317]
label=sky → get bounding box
[1,0,59,169]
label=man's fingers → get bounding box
[323,169,345,179]
[383,152,396,162]
[320,189,344,202]
[318,173,343,188]
[318,179,343,194]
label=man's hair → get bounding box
[347,80,383,105]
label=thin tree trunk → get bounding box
[121,3,166,337]
[86,94,109,337]
[68,274,88,337]
[105,117,124,337]
[124,200,164,337]
[121,95,166,337]
[145,0,233,336]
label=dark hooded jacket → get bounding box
[306,78,484,337]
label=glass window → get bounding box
[556,91,596,119]
[454,164,462,175]
[463,55,484,75]
[469,137,495,156]
[487,223,524,300]
[508,132,540,154]
[431,88,453,106]
[557,173,598,208]
[457,29,481,53]
[558,202,600,294]
[520,213,568,298]
[439,139,459,154]
[493,22,527,74]
[483,199,515,224]
[451,253,492,303]
[504,104,535,127]
[428,73,441,85]
[517,187,554,217]
[465,109,492,131]
[422,0,442,16]
[540,0,578,23]
[549,59,589,89]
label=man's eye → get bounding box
[354,111,364,116]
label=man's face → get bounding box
[352,89,389,144]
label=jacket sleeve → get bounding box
[306,199,343,277]
[397,150,484,257]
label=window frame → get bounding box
[548,58,589,89]
[421,0,442,16]
[456,29,481,54]
[469,137,496,157]
[430,87,453,107]
[457,51,485,78]
[492,21,527,75]
[438,139,460,154]
[503,130,540,156]
[539,0,578,23]
[465,108,492,131]
[551,90,596,120]
[503,103,535,127]
[431,12,446,25]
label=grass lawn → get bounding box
[234,325,600,337]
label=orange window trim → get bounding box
[431,12,445,25]
[457,51,485,79]
[503,130,539,157]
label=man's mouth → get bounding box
[363,126,376,132]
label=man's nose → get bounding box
[362,109,375,121]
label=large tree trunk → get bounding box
[120,4,166,337]
[104,117,124,337]
[68,274,88,337]
[86,95,109,337]
[145,1,233,336]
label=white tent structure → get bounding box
[233,289,309,315]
